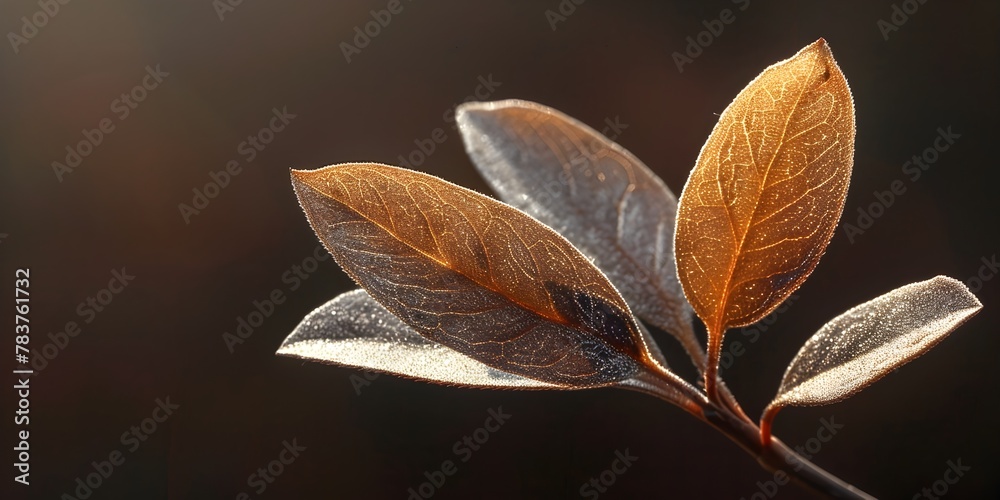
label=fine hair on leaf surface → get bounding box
[456,99,700,370]
[279,38,982,499]
[278,288,558,389]
[760,276,982,443]
[289,162,697,407]
[673,39,856,399]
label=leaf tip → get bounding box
[275,332,303,358]
[289,167,320,193]
[455,100,512,135]
[789,38,841,82]
[455,100,486,119]
[289,168,309,179]
[457,99,543,128]
[932,275,984,312]
[803,37,831,56]
[455,100,507,128]
[275,318,309,357]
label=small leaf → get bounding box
[291,163,680,391]
[277,289,557,388]
[766,276,982,411]
[674,39,855,374]
[456,99,702,368]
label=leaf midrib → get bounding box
[713,54,821,334]
[324,168,640,355]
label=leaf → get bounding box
[674,39,855,373]
[766,276,981,411]
[456,99,702,368]
[277,289,558,389]
[290,163,688,394]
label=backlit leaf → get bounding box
[291,163,684,392]
[766,276,981,411]
[456,99,702,368]
[674,39,856,373]
[277,289,557,389]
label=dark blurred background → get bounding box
[2,1,998,498]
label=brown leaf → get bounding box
[674,39,855,377]
[291,163,681,390]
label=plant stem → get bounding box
[717,378,753,424]
[664,321,752,425]
[703,405,875,499]
[760,404,781,446]
[627,370,876,499]
[704,328,723,404]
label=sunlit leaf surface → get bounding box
[674,39,856,368]
[767,276,981,410]
[278,289,557,388]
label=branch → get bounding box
[625,370,876,499]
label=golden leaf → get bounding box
[674,39,855,385]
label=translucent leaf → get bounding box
[456,99,701,368]
[290,163,681,391]
[767,276,982,411]
[277,289,557,389]
[673,39,856,380]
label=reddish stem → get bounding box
[760,405,781,447]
